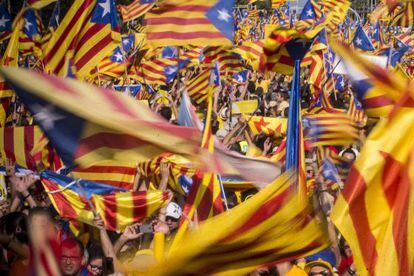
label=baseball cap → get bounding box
[165,202,182,220]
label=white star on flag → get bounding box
[24,20,33,31]
[114,52,124,62]
[122,39,130,46]
[0,15,9,28]
[355,38,362,46]
[165,66,177,75]
[99,0,111,17]
[306,9,314,17]
[32,104,65,131]
[217,9,231,22]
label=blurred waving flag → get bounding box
[150,172,329,275]
[0,67,203,169]
[43,0,121,77]
[331,88,414,276]
[27,0,57,9]
[332,41,405,117]
[144,0,234,47]
[119,0,155,22]
[352,26,375,51]
[0,2,12,42]
[41,170,168,232]
[247,116,288,138]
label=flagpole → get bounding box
[217,175,229,210]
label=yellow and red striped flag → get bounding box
[233,40,266,72]
[331,86,414,275]
[71,160,138,190]
[119,0,155,22]
[0,126,45,170]
[138,153,197,195]
[186,68,211,104]
[144,0,235,47]
[27,0,57,9]
[151,172,329,275]
[0,67,204,171]
[390,1,414,27]
[170,88,224,252]
[43,0,121,78]
[42,170,169,232]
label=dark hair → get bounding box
[160,106,172,121]
[2,212,28,244]
[254,132,268,151]
[229,142,242,154]
[87,244,104,263]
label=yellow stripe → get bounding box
[14,127,26,167]
[115,192,134,231]
[44,0,95,71]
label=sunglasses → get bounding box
[166,216,179,222]
[89,264,102,271]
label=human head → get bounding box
[305,260,334,276]
[2,212,28,244]
[87,245,104,276]
[159,106,172,121]
[60,238,85,276]
[341,148,357,162]
[165,202,182,232]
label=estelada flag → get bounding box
[331,86,414,275]
[42,170,169,232]
[0,67,202,169]
[144,0,234,47]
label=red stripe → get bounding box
[75,132,149,158]
[75,33,113,70]
[223,184,293,240]
[148,5,208,14]
[43,0,94,63]
[342,167,378,274]
[362,95,394,108]
[197,174,214,221]
[43,179,79,219]
[74,165,136,175]
[132,192,149,221]
[146,31,226,40]
[146,17,210,25]
[279,55,295,67]
[4,127,15,162]
[24,126,35,170]
[381,152,410,275]
[90,180,132,190]
[101,194,117,231]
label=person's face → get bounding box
[0,199,10,217]
[87,258,103,276]
[308,265,332,276]
[165,216,179,231]
[60,245,83,276]
[343,152,356,162]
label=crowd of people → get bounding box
[1,0,414,275]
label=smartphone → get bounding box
[104,257,114,275]
[138,224,153,234]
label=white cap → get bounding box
[165,202,182,220]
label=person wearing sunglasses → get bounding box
[85,245,104,276]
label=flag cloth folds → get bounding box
[43,0,121,78]
[119,0,155,22]
[331,86,414,276]
[149,172,329,275]
[41,170,169,232]
[144,0,234,47]
[331,41,406,117]
[0,126,44,171]
[0,67,202,170]
[71,160,138,190]
[170,88,224,253]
